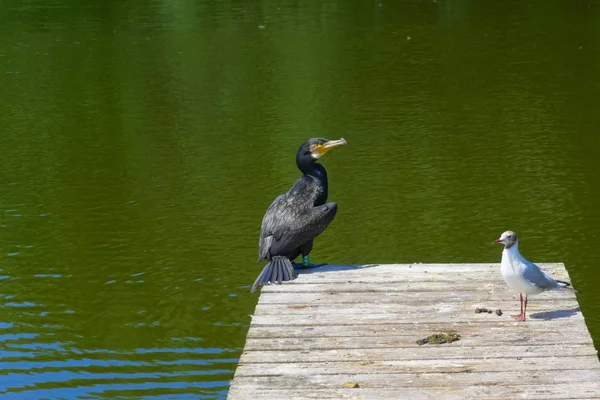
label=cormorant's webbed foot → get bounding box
[293,255,327,269]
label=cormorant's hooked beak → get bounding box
[315,138,347,157]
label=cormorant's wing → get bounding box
[268,202,338,257]
[522,259,560,290]
[258,194,284,260]
[258,175,328,260]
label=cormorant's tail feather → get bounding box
[557,280,580,293]
[251,256,296,293]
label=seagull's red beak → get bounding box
[493,238,503,244]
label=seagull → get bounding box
[493,230,574,321]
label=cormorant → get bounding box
[251,138,347,292]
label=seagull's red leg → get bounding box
[512,293,525,320]
[521,293,524,315]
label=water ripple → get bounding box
[0,344,238,398]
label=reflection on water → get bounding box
[0,298,238,397]
[2,0,600,397]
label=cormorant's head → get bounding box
[493,230,518,248]
[296,138,347,173]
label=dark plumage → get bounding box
[251,138,347,292]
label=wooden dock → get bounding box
[228,263,600,399]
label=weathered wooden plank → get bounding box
[230,368,600,389]
[234,356,600,376]
[259,281,577,293]
[291,265,569,284]
[254,300,579,316]
[290,263,568,275]
[294,263,566,274]
[246,320,591,339]
[239,344,598,363]
[228,382,600,400]
[249,310,584,326]
[243,327,594,350]
[297,263,498,273]
[258,290,575,305]
[293,270,500,282]
[288,276,506,284]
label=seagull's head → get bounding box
[493,230,518,248]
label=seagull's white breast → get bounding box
[500,249,545,295]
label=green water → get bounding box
[2,0,600,397]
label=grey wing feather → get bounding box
[268,202,338,257]
[258,194,284,260]
[258,176,331,261]
[523,260,560,290]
